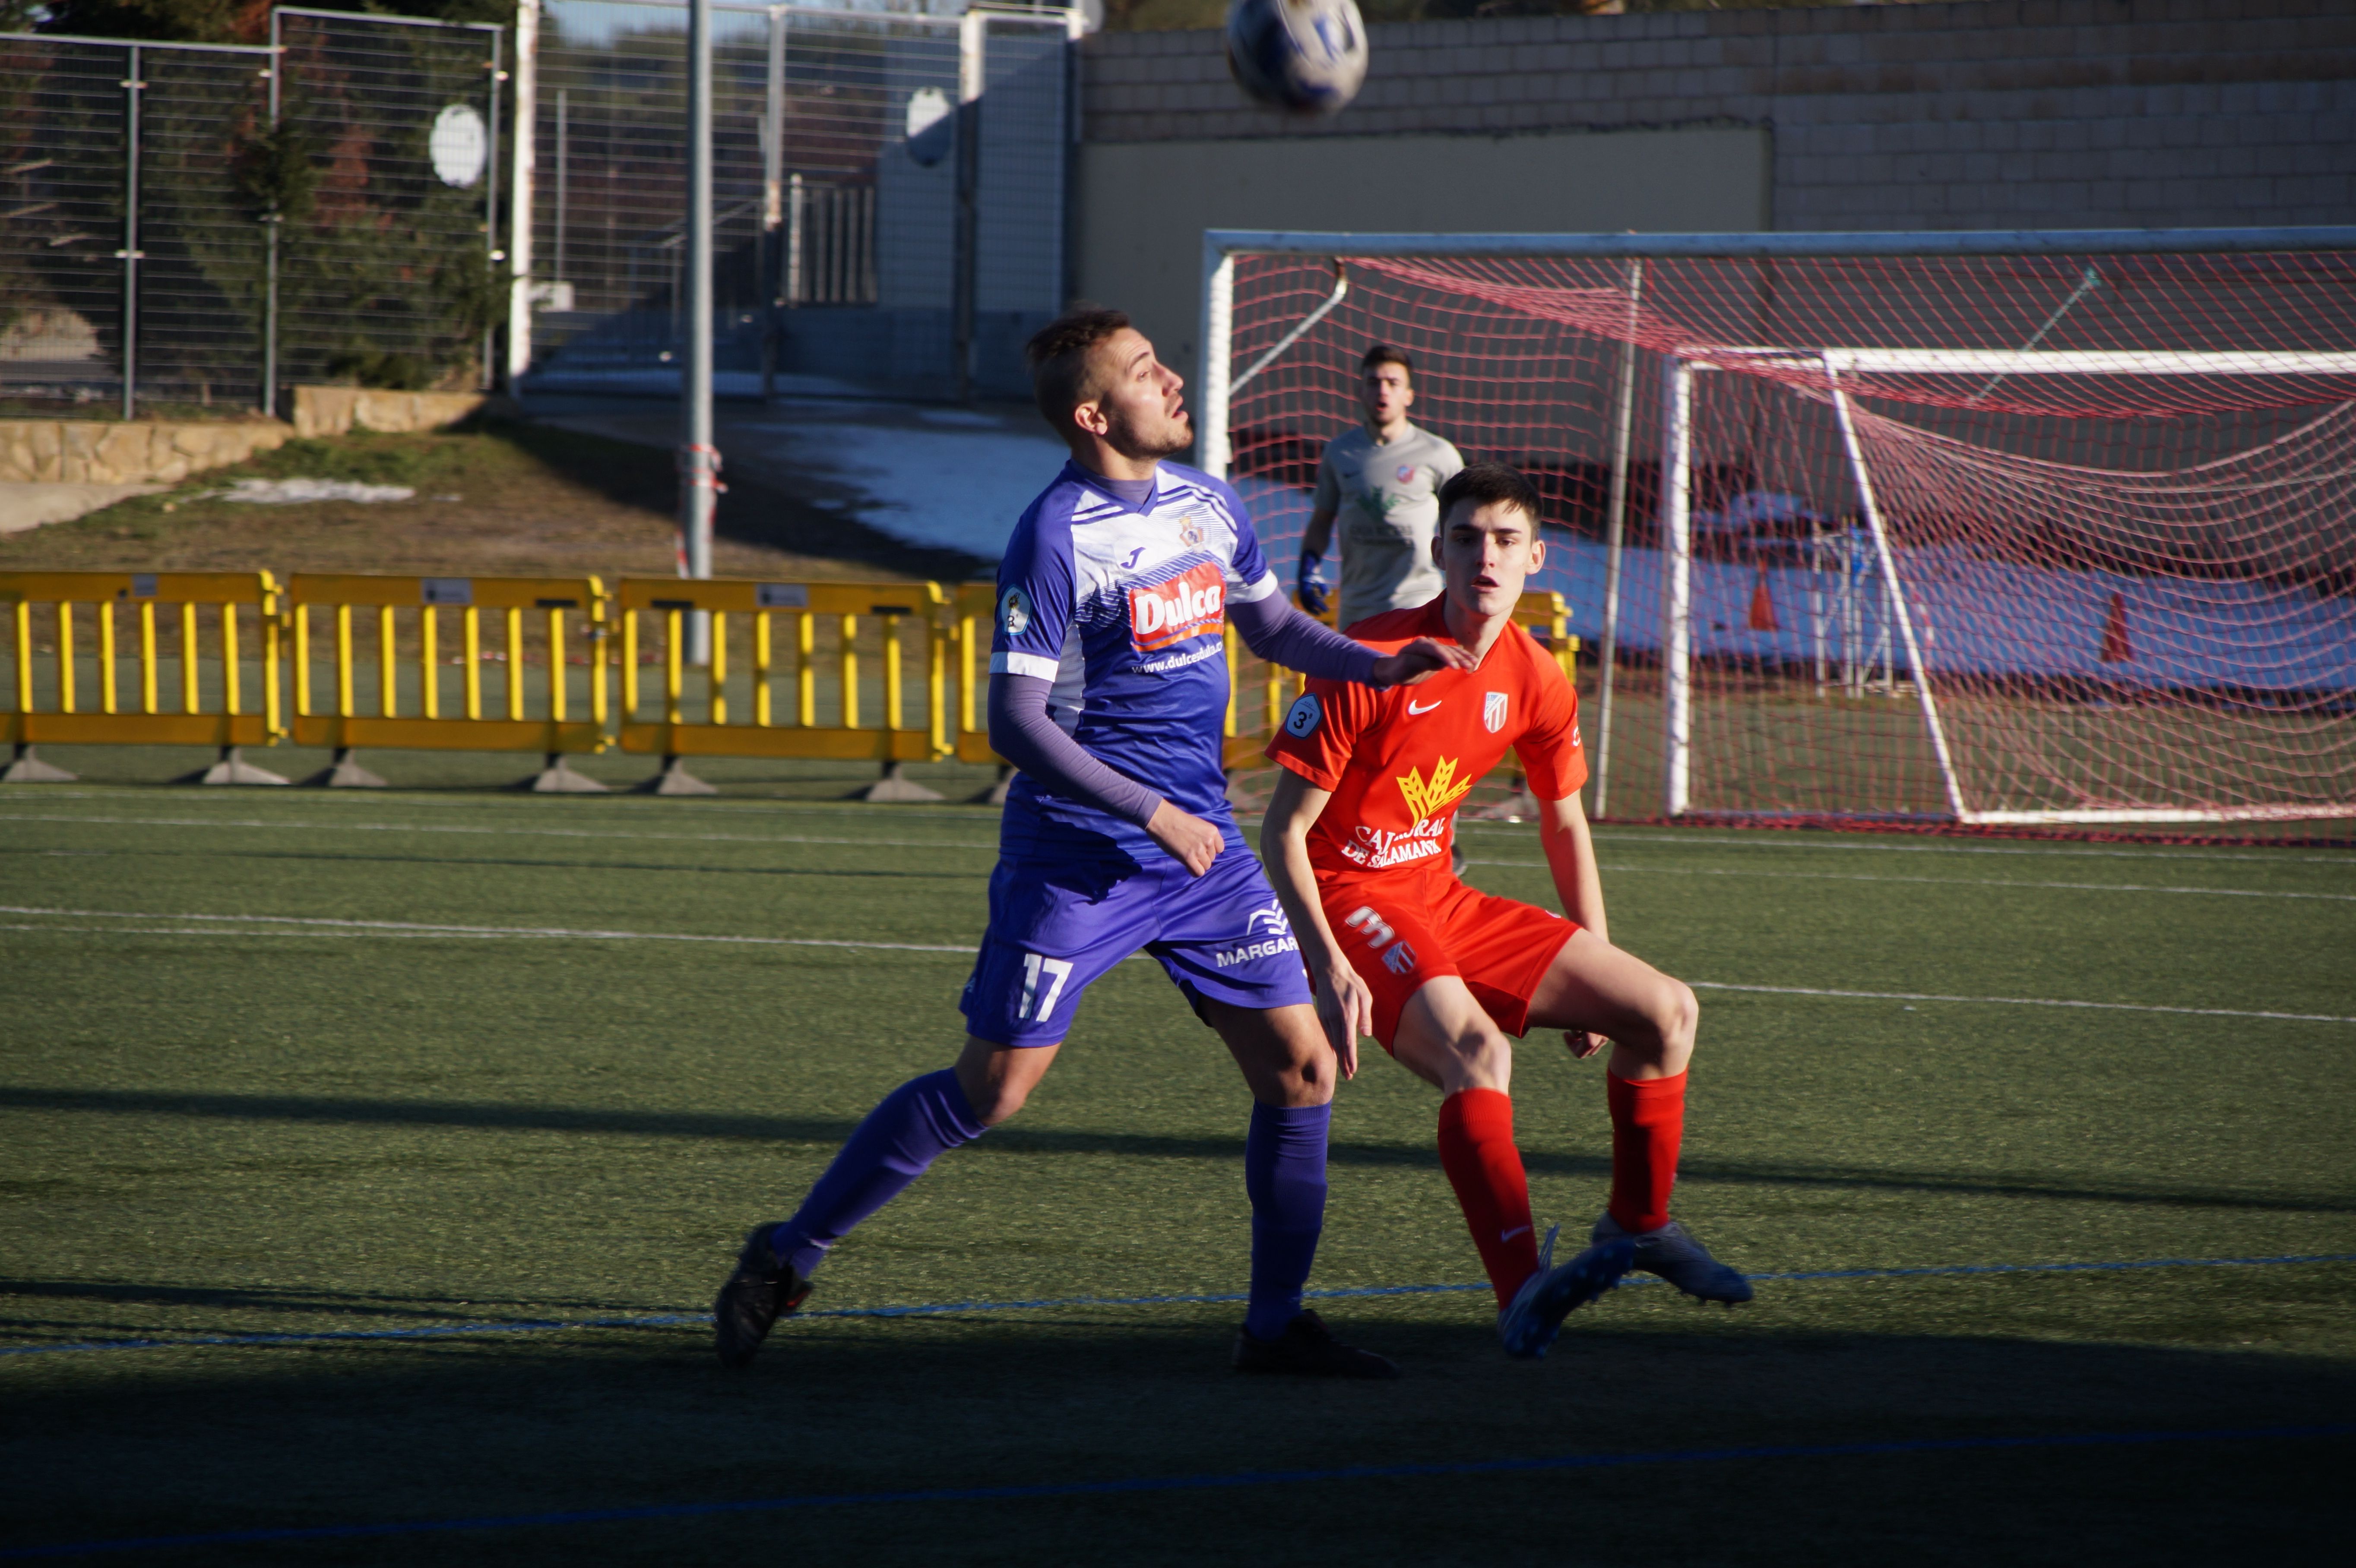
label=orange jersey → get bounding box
[1265,596,1587,883]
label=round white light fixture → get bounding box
[430,104,488,189]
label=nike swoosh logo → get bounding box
[1500,1226,1532,1243]
[1407,699,1441,714]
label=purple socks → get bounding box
[768,1072,1329,1339]
[769,1069,989,1277]
[1243,1101,1332,1341]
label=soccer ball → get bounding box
[1225,0,1369,116]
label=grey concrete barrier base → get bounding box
[636,755,716,796]
[0,744,76,783]
[523,755,609,794]
[858,761,943,803]
[187,747,289,787]
[301,748,388,788]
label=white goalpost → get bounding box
[1199,227,2356,828]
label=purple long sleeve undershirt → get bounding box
[987,594,1392,827]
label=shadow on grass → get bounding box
[0,1314,2347,1566]
[487,418,992,585]
[4,1086,2348,1217]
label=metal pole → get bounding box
[506,2,537,385]
[263,19,281,417]
[1825,359,1968,820]
[786,172,804,307]
[1660,357,1694,820]
[1197,242,1234,478]
[1590,256,1642,821]
[484,24,505,392]
[760,6,785,399]
[118,43,142,421]
[555,89,567,285]
[679,0,719,666]
[952,7,984,402]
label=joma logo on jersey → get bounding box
[1396,756,1476,823]
[1129,561,1225,651]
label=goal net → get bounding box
[1200,232,2356,829]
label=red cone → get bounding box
[2099,591,2132,663]
[1747,573,1780,632]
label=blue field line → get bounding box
[6,1423,2351,1560]
[5,1251,2350,1361]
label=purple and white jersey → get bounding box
[990,459,1280,853]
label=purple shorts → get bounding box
[959,840,1313,1047]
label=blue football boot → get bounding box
[1592,1213,1753,1304]
[1497,1224,1635,1359]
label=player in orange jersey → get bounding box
[1261,461,1751,1359]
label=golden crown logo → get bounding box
[1395,757,1476,824]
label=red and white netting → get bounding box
[1219,248,2356,829]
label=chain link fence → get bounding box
[522,0,1077,400]
[1,7,502,421]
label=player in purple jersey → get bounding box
[713,309,1469,1377]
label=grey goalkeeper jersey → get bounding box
[1313,423,1465,630]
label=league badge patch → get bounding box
[1000,586,1032,638]
[1484,691,1508,733]
[1283,692,1322,738]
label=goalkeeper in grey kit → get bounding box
[1296,344,1466,629]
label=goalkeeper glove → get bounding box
[1296,550,1330,617]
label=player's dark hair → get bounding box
[1361,343,1412,379]
[1438,461,1543,530]
[1026,307,1132,429]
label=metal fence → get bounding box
[520,0,1078,400]
[0,8,502,420]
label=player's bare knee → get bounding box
[1449,1025,1513,1093]
[1661,979,1699,1052]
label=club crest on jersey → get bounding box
[1396,464,1418,484]
[1000,586,1032,638]
[1484,691,1508,733]
[1178,513,1207,549]
[1129,561,1224,652]
[1396,756,1476,823]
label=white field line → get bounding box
[0,812,1001,854]
[10,797,2351,863]
[2,904,2346,1024]
[1685,980,2356,1026]
[1466,859,2356,903]
[0,905,975,954]
[0,790,1003,827]
[1541,826,2356,867]
[6,813,2348,889]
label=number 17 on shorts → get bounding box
[1019,953,1074,1023]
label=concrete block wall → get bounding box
[1078,0,2356,231]
[0,418,291,487]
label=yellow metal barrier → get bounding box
[0,570,285,784]
[614,578,950,797]
[948,581,1008,768]
[285,574,609,790]
[1223,590,1581,770]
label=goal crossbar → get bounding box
[1696,349,2356,376]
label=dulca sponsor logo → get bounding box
[1129,561,1225,651]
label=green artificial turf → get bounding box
[1,759,2351,1564]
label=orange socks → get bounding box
[1436,1088,1542,1309]
[1606,1070,1687,1234]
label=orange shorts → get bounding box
[1318,873,1580,1051]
